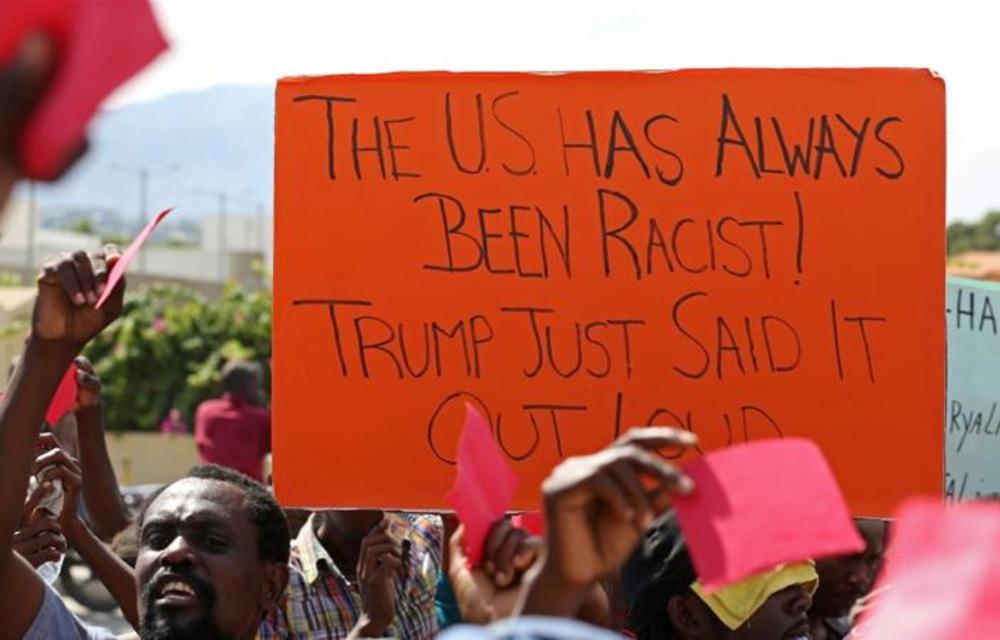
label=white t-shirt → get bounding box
[439,617,626,640]
[23,584,116,640]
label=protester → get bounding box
[809,519,887,640]
[159,408,189,436]
[0,246,128,638]
[447,519,613,629]
[33,439,141,629]
[194,360,271,481]
[135,464,290,640]
[0,249,290,639]
[438,428,695,638]
[259,509,442,639]
[623,512,816,640]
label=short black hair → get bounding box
[136,464,289,565]
[221,360,261,394]
[622,512,697,640]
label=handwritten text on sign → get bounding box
[946,277,1000,502]
[273,70,944,514]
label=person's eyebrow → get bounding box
[143,508,236,533]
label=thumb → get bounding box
[103,243,122,268]
[21,483,49,524]
[449,525,471,570]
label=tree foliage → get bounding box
[83,283,271,431]
[947,211,1000,256]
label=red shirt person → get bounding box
[195,361,271,481]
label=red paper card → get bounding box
[447,402,519,566]
[0,0,167,179]
[672,438,864,591]
[46,363,77,426]
[855,499,1000,639]
[96,207,172,309]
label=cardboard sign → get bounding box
[273,70,945,512]
[945,276,1000,501]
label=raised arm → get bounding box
[74,356,130,540]
[33,444,140,631]
[0,248,125,637]
[517,428,696,620]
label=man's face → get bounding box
[673,583,814,640]
[135,478,271,640]
[812,520,885,618]
[733,584,814,640]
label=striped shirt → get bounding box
[258,513,442,639]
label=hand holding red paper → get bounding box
[96,207,172,309]
[672,438,864,591]
[0,0,168,179]
[447,403,519,566]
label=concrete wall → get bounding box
[104,432,199,486]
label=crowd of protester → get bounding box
[0,16,978,640]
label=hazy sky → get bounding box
[111,0,999,220]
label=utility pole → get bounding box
[218,191,228,281]
[111,163,179,272]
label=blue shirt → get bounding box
[24,584,116,639]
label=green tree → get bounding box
[83,282,271,431]
[947,211,1000,256]
[69,217,95,234]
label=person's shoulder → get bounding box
[23,584,116,640]
[398,512,444,542]
[196,396,226,414]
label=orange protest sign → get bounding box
[273,70,944,514]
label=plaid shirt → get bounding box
[258,513,442,640]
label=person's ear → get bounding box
[262,562,289,611]
[668,593,708,636]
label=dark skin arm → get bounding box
[67,521,139,629]
[349,516,404,638]
[33,445,139,631]
[0,248,124,638]
[517,428,697,619]
[13,470,67,569]
[74,356,129,540]
[449,520,609,626]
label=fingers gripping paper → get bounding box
[273,70,945,511]
[95,207,172,309]
[448,403,519,566]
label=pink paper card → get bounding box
[447,402,519,566]
[673,438,864,591]
[855,499,1000,639]
[96,207,172,309]
[46,363,78,425]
